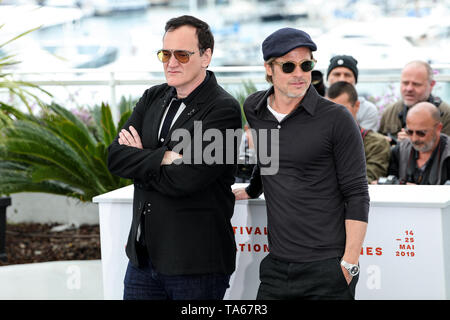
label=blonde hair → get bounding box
[265,57,276,84]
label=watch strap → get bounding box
[341,259,360,276]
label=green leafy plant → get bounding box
[0,102,132,202]
[0,25,135,202]
[231,80,258,127]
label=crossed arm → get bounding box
[109,100,242,197]
[118,125,181,165]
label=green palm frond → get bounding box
[117,109,132,133]
[232,80,257,127]
[0,101,34,120]
[0,25,42,49]
[0,161,82,197]
[0,100,133,201]
[0,25,134,201]
[100,102,117,147]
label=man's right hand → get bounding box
[233,188,251,200]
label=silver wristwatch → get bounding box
[341,259,360,276]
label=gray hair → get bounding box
[404,60,434,83]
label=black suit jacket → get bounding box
[107,71,242,275]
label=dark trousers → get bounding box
[123,256,230,300]
[256,254,358,300]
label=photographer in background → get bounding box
[384,102,450,185]
[379,60,450,145]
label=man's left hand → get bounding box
[118,126,143,149]
[341,266,352,285]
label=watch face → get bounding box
[350,266,359,276]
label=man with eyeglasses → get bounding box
[379,60,450,144]
[386,102,450,185]
[107,15,242,300]
[233,28,369,300]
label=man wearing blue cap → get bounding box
[233,28,369,300]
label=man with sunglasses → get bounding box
[233,28,369,300]
[107,15,242,300]
[386,102,450,185]
[379,60,450,144]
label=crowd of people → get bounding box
[107,14,450,301]
[238,54,450,186]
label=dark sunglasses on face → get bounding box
[272,59,317,73]
[406,129,428,137]
[157,49,196,64]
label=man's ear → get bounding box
[264,62,273,77]
[201,48,212,68]
[354,100,361,114]
[430,79,436,90]
[437,122,443,134]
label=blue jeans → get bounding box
[123,259,231,300]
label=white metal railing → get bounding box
[14,66,450,87]
[10,66,450,121]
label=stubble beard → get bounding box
[412,134,437,153]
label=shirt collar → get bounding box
[255,85,319,117]
[299,85,319,116]
[171,71,211,105]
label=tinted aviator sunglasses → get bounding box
[406,129,428,137]
[157,49,196,64]
[272,59,317,73]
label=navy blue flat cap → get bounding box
[262,27,317,61]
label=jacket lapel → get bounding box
[163,73,217,146]
[169,102,202,130]
[151,87,175,146]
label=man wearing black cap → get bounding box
[327,55,380,131]
[233,28,369,300]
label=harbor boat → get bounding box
[41,43,118,69]
[91,0,150,16]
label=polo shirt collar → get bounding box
[255,85,319,117]
[299,85,319,116]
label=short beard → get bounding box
[286,90,307,99]
[277,83,309,99]
[412,134,437,153]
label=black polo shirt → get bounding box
[244,85,370,262]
